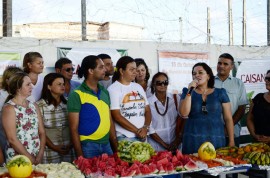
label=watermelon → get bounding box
[104,167,117,177]
[166,162,175,174]
[172,155,178,163]
[157,164,166,174]
[107,157,116,167]
[121,169,136,177]
[176,165,184,172]
[101,153,109,161]
[184,160,198,170]
[176,150,184,160]
[140,165,152,175]
[157,157,169,166]
[148,164,158,174]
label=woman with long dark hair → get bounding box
[179,62,234,154]
[135,58,152,98]
[247,70,270,143]
[108,56,151,141]
[37,73,74,163]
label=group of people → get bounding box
[0,52,269,166]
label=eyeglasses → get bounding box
[265,77,270,82]
[202,101,208,115]
[63,67,74,72]
[155,80,169,86]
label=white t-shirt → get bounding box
[28,75,44,102]
[108,81,149,138]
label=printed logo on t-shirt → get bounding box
[120,91,146,119]
[122,91,145,103]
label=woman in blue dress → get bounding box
[179,63,235,154]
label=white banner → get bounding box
[236,59,270,100]
[158,51,209,94]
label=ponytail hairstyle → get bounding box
[112,56,135,83]
[5,72,29,103]
[78,55,99,79]
[23,52,43,73]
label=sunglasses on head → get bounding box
[63,67,74,72]
[202,101,208,115]
[265,77,270,82]
[155,80,169,86]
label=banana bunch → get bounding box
[244,151,270,165]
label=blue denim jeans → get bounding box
[81,141,113,158]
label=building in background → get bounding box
[0,21,144,41]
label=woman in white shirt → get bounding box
[23,52,44,102]
[108,56,151,142]
[148,72,182,152]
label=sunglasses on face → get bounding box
[155,80,169,86]
[63,67,74,72]
[202,101,208,115]
[265,77,270,82]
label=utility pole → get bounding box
[267,0,270,46]
[207,7,211,44]
[3,0,12,37]
[81,0,87,41]
[242,0,246,46]
[228,0,233,45]
[179,17,182,43]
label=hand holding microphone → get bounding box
[187,79,198,96]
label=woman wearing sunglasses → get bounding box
[23,52,44,102]
[108,56,151,142]
[147,72,182,152]
[179,62,234,154]
[247,70,270,143]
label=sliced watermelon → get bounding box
[101,153,109,161]
[176,150,184,160]
[121,169,136,177]
[157,164,166,174]
[172,155,178,163]
[148,164,158,174]
[157,157,169,166]
[166,162,175,174]
[140,165,152,175]
[184,160,198,170]
[107,157,116,167]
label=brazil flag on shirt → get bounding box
[67,82,110,144]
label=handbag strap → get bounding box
[173,94,178,111]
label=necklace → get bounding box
[154,97,169,116]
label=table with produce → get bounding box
[1,141,270,178]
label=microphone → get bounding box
[187,87,194,95]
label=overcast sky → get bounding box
[0,0,266,46]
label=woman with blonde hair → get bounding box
[0,66,23,152]
[23,52,44,102]
[2,72,46,164]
